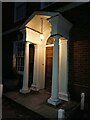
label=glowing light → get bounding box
[40,33,44,40]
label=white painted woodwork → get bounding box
[59,40,69,101]
[50,14,72,39]
[20,41,30,94]
[48,35,61,106]
[19,12,72,101]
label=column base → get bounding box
[47,97,61,106]
[20,88,30,94]
[30,84,39,91]
[59,92,69,101]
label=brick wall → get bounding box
[69,40,90,102]
[74,41,90,86]
[67,2,90,102]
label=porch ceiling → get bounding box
[19,11,60,44]
[26,15,51,35]
[20,11,60,30]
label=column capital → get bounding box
[59,39,68,45]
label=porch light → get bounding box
[40,18,44,40]
[40,33,44,40]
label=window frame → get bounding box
[13,41,25,75]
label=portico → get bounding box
[19,11,72,105]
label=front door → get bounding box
[45,47,53,92]
[28,44,34,87]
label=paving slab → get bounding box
[3,89,79,119]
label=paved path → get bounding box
[2,96,46,120]
[3,89,90,119]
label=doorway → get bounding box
[28,44,34,87]
[45,46,53,92]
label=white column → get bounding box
[59,40,69,101]
[20,40,30,93]
[48,35,61,106]
[30,45,39,91]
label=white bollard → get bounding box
[0,84,3,120]
[81,93,85,110]
[58,109,65,120]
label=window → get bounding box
[13,41,25,74]
[14,3,26,22]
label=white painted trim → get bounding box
[46,43,62,47]
[46,44,54,47]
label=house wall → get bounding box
[67,3,90,102]
[2,3,14,32]
[2,32,18,79]
[69,40,90,102]
[2,2,41,91]
[73,41,90,102]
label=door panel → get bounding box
[45,47,53,91]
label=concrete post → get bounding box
[81,93,85,110]
[48,35,61,106]
[58,109,65,120]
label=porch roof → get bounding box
[19,11,61,44]
[19,11,60,30]
[19,11,72,42]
